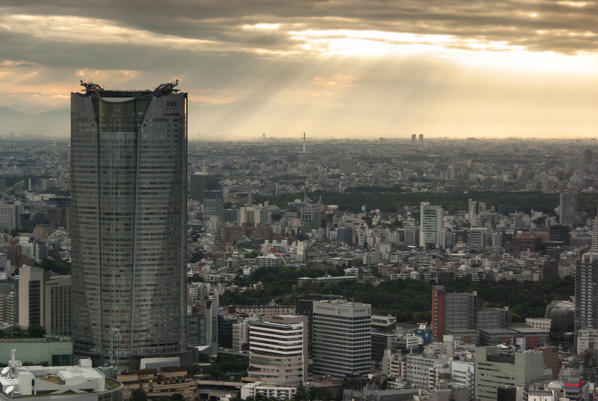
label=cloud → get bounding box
[0,0,597,138]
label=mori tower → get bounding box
[70,81,187,368]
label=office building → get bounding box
[0,203,18,233]
[420,202,443,249]
[371,315,397,364]
[474,346,551,401]
[17,265,71,337]
[432,285,477,341]
[559,192,577,225]
[592,218,598,252]
[575,252,598,354]
[451,360,475,401]
[312,300,371,378]
[190,172,220,202]
[296,294,343,357]
[248,315,307,387]
[70,82,187,368]
[0,338,72,366]
[18,265,47,328]
[0,283,16,325]
[476,307,510,330]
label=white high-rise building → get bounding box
[419,202,444,249]
[248,315,307,386]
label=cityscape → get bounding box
[2,1,598,401]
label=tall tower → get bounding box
[70,81,187,368]
[432,285,478,341]
[559,192,578,226]
[302,132,306,154]
[312,300,371,378]
[419,202,444,249]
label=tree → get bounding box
[27,325,45,338]
[130,388,148,401]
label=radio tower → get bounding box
[303,132,307,154]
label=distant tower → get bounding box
[411,134,416,143]
[592,213,598,253]
[419,133,424,142]
[303,132,306,154]
[584,149,593,168]
[559,192,578,225]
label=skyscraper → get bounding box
[419,202,443,249]
[559,192,577,226]
[70,81,187,368]
[575,252,598,354]
[312,300,371,378]
[431,285,478,341]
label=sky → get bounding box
[0,0,597,139]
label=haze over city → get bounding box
[1,0,598,139]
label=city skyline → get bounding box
[0,0,597,139]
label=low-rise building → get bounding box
[0,353,122,401]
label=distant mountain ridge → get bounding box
[0,107,69,138]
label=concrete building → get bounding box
[451,360,475,401]
[17,265,47,328]
[432,286,478,341]
[477,307,510,330]
[0,338,72,366]
[420,203,443,249]
[190,172,220,202]
[247,315,307,386]
[117,366,195,400]
[474,346,552,401]
[371,315,397,365]
[525,318,552,332]
[406,351,447,390]
[575,252,598,354]
[17,266,71,337]
[312,300,371,378]
[0,283,16,326]
[240,382,297,400]
[70,82,188,368]
[0,204,18,233]
[44,275,71,337]
[0,353,122,401]
[559,192,577,225]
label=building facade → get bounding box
[247,315,307,386]
[559,192,577,225]
[474,346,551,401]
[575,252,598,354]
[70,82,187,368]
[432,285,478,341]
[420,202,443,249]
[312,300,371,379]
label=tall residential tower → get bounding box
[70,81,187,368]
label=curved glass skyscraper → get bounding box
[70,82,187,368]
